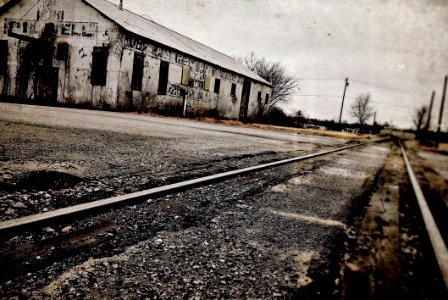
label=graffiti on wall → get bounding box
[166,83,217,103]
[188,88,217,103]
[190,70,205,89]
[167,83,184,98]
[4,18,97,39]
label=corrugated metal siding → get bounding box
[83,0,271,87]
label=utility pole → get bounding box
[373,111,376,125]
[437,75,447,133]
[425,91,435,132]
[182,88,188,117]
[338,78,349,125]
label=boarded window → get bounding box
[204,75,210,90]
[214,78,221,94]
[204,74,211,91]
[230,83,236,96]
[131,52,144,91]
[56,43,68,61]
[158,61,169,95]
[181,67,190,86]
[0,40,7,75]
[91,47,108,86]
[265,93,270,105]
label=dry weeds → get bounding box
[128,112,378,141]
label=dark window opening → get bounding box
[131,52,144,91]
[0,40,8,75]
[23,22,28,33]
[56,43,68,61]
[231,83,236,96]
[158,61,169,95]
[214,78,220,94]
[265,93,270,105]
[91,46,108,86]
[257,91,262,102]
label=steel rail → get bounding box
[400,144,448,289]
[0,138,389,234]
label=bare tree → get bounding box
[351,93,374,126]
[413,105,428,131]
[237,52,298,109]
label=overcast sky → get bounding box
[93,1,446,128]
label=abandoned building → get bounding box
[0,0,272,119]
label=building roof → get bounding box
[83,0,271,86]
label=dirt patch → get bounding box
[1,170,83,192]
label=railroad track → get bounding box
[2,137,447,297]
[0,139,388,235]
[0,137,392,291]
[400,143,448,289]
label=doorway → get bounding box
[34,66,59,103]
[239,80,251,120]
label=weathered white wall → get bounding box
[247,82,271,118]
[0,0,272,119]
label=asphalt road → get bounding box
[0,102,345,146]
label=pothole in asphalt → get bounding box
[1,170,83,192]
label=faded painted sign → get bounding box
[4,18,97,39]
[58,21,97,38]
[176,54,189,65]
[125,35,147,52]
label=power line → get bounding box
[297,77,342,81]
[295,94,421,109]
[369,101,420,109]
[296,94,342,98]
[349,78,407,92]
[21,0,41,20]
[296,77,409,93]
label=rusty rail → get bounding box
[0,138,389,234]
[400,143,448,289]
